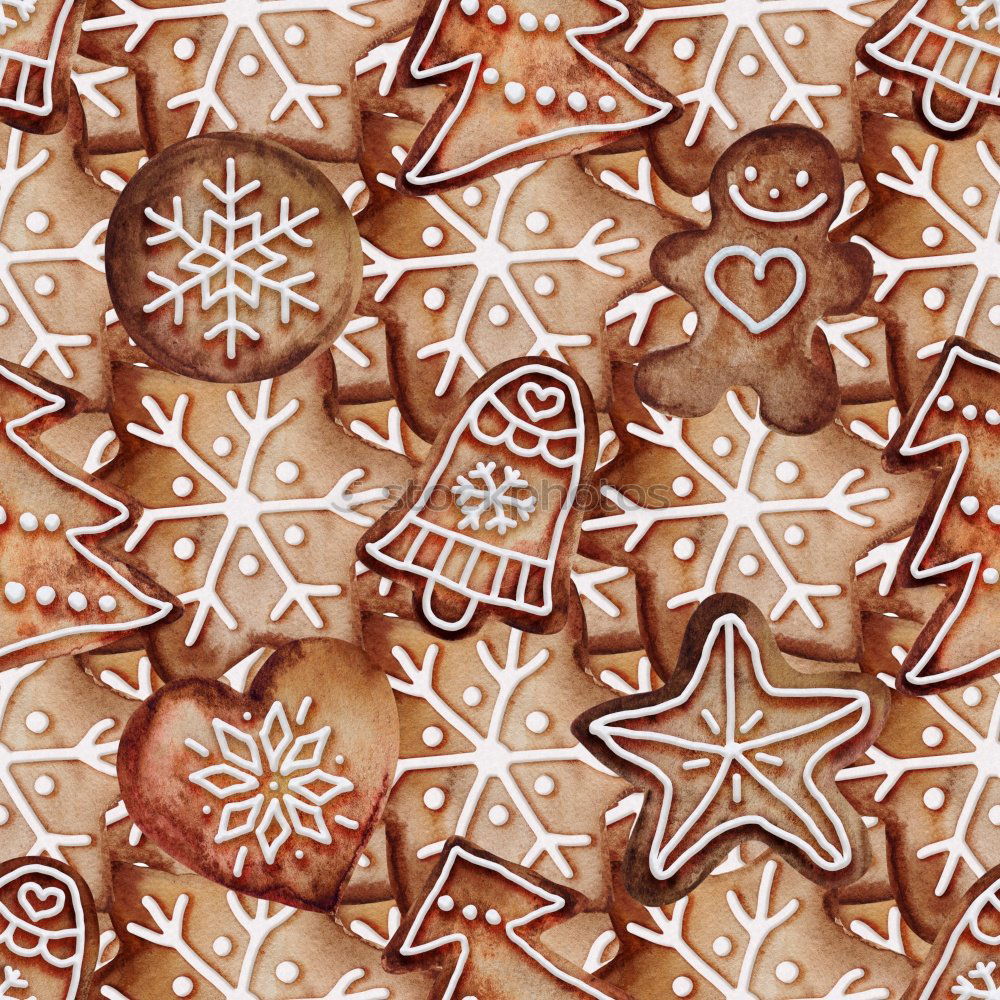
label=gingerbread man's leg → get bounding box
[754,329,840,435]
[634,341,734,420]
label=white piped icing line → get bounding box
[403,0,674,187]
[890,342,1000,687]
[704,245,807,334]
[588,612,874,878]
[397,842,619,1000]
[0,0,75,118]
[727,183,829,222]
[0,364,173,658]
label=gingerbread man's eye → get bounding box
[744,166,758,182]
[795,170,810,188]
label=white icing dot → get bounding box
[568,91,588,112]
[423,787,446,810]
[963,404,978,420]
[0,306,8,325]
[487,3,506,23]
[922,725,944,747]
[534,774,554,795]
[990,805,1000,826]
[775,962,799,985]
[213,936,233,956]
[0,806,8,825]
[0,507,5,524]
[173,537,196,560]
[35,586,55,606]
[984,568,999,584]
[923,287,945,310]
[463,686,482,706]
[738,54,759,75]
[212,435,232,456]
[784,24,804,44]
[544,13,560,30]
[938,394,955,412]
[275,962,299,985]
[488,304,509,326]
[284,524,305,546]
[672,977,694,998]
[25,711,49,734]
[682,310,698,335]
[525,711,549,733]
[482,67,499,84]
[68,592,88,612]
[795,170,809,188]
[963,186,983,206]
[438,895,455,911]
[519,12,537,30]
[173,37,195,60]
[712,436,732,456]
[672,476,694,497]
[172,476,194,498]
[243,712,252,721]
[737,554,760,576]
[673,36,695,60]
[989,505,1000,524]
[504,82,525,104]
[990,306,1000,326]
[599,95,618,113]
[462,904,479,921]
[463,186,483,207]
[422,226,444,248]
[923,786,945,810]
[673,537,696,561]
[275,461,299,484]
[525,211,549,234]
[422,726,444,747]
[4,583,24,604]
[423,287,446,311]
[922,226,944,248]
[99,595,118,612]
[485,908,502,924]
[284,24,305,44]
[295,849,304,860]
[775,461,799,484]
[964,686,983,706]
[34,775,54,796]
[534,275,555,296]
[712,935,732,956]
[961,496,980,515]
[784,524,805,546]
[25,211,48,234]
[744,166,758,182]
[460,0,479,12]
[172,976,194,998]
[238,554,259,576]
[19,512,37,531]
[238,54,259,76]
[988,409,1000,424]
[536,86,556,106]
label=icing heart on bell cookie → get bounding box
[117,638,399,911]
[703,245,806,335]
[16,883,65,922]
[517,383,566,422]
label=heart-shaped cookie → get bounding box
[517,383,566,422]
[118,638,399,910]
[703,245,806,334]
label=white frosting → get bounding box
[727,183,829,222]
[703,245,806,334]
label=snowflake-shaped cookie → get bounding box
[357,116,673,440]
[79,0,421,159]
[581,368,930,666]
[103,354,410,681]
[362,602,626,909]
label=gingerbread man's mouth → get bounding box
[727,184,829,222]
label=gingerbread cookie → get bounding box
[581,365,931,666]
[79,0,420,160]
[97,862,428,1000]
[358,115,670,441]
[881,338,1000,691]
[118,638,396,910]
[358,357,598,634]
[0,0,84,134]
[0,856,98,1000]
[574,594,890,905]
[102,355,410,681]
[846,114,1000,412]
[362,599,627,909]
[105,134,362,384]
[635,125,874,436]
[397,0,677,193]
[859,0,1000,132]
[621,0,884,195]
[0,362,177,668]
[71,57,142,155]
[384,836,634,1000]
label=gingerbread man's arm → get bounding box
[820,240,874,317]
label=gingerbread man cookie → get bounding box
[636,125,874,436]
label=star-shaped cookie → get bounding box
[573,593,890,905]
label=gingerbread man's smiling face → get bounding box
[718,126,842,229]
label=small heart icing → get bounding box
[704,245,806,335]
[517,383,565,422]
[17,882,65,922]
